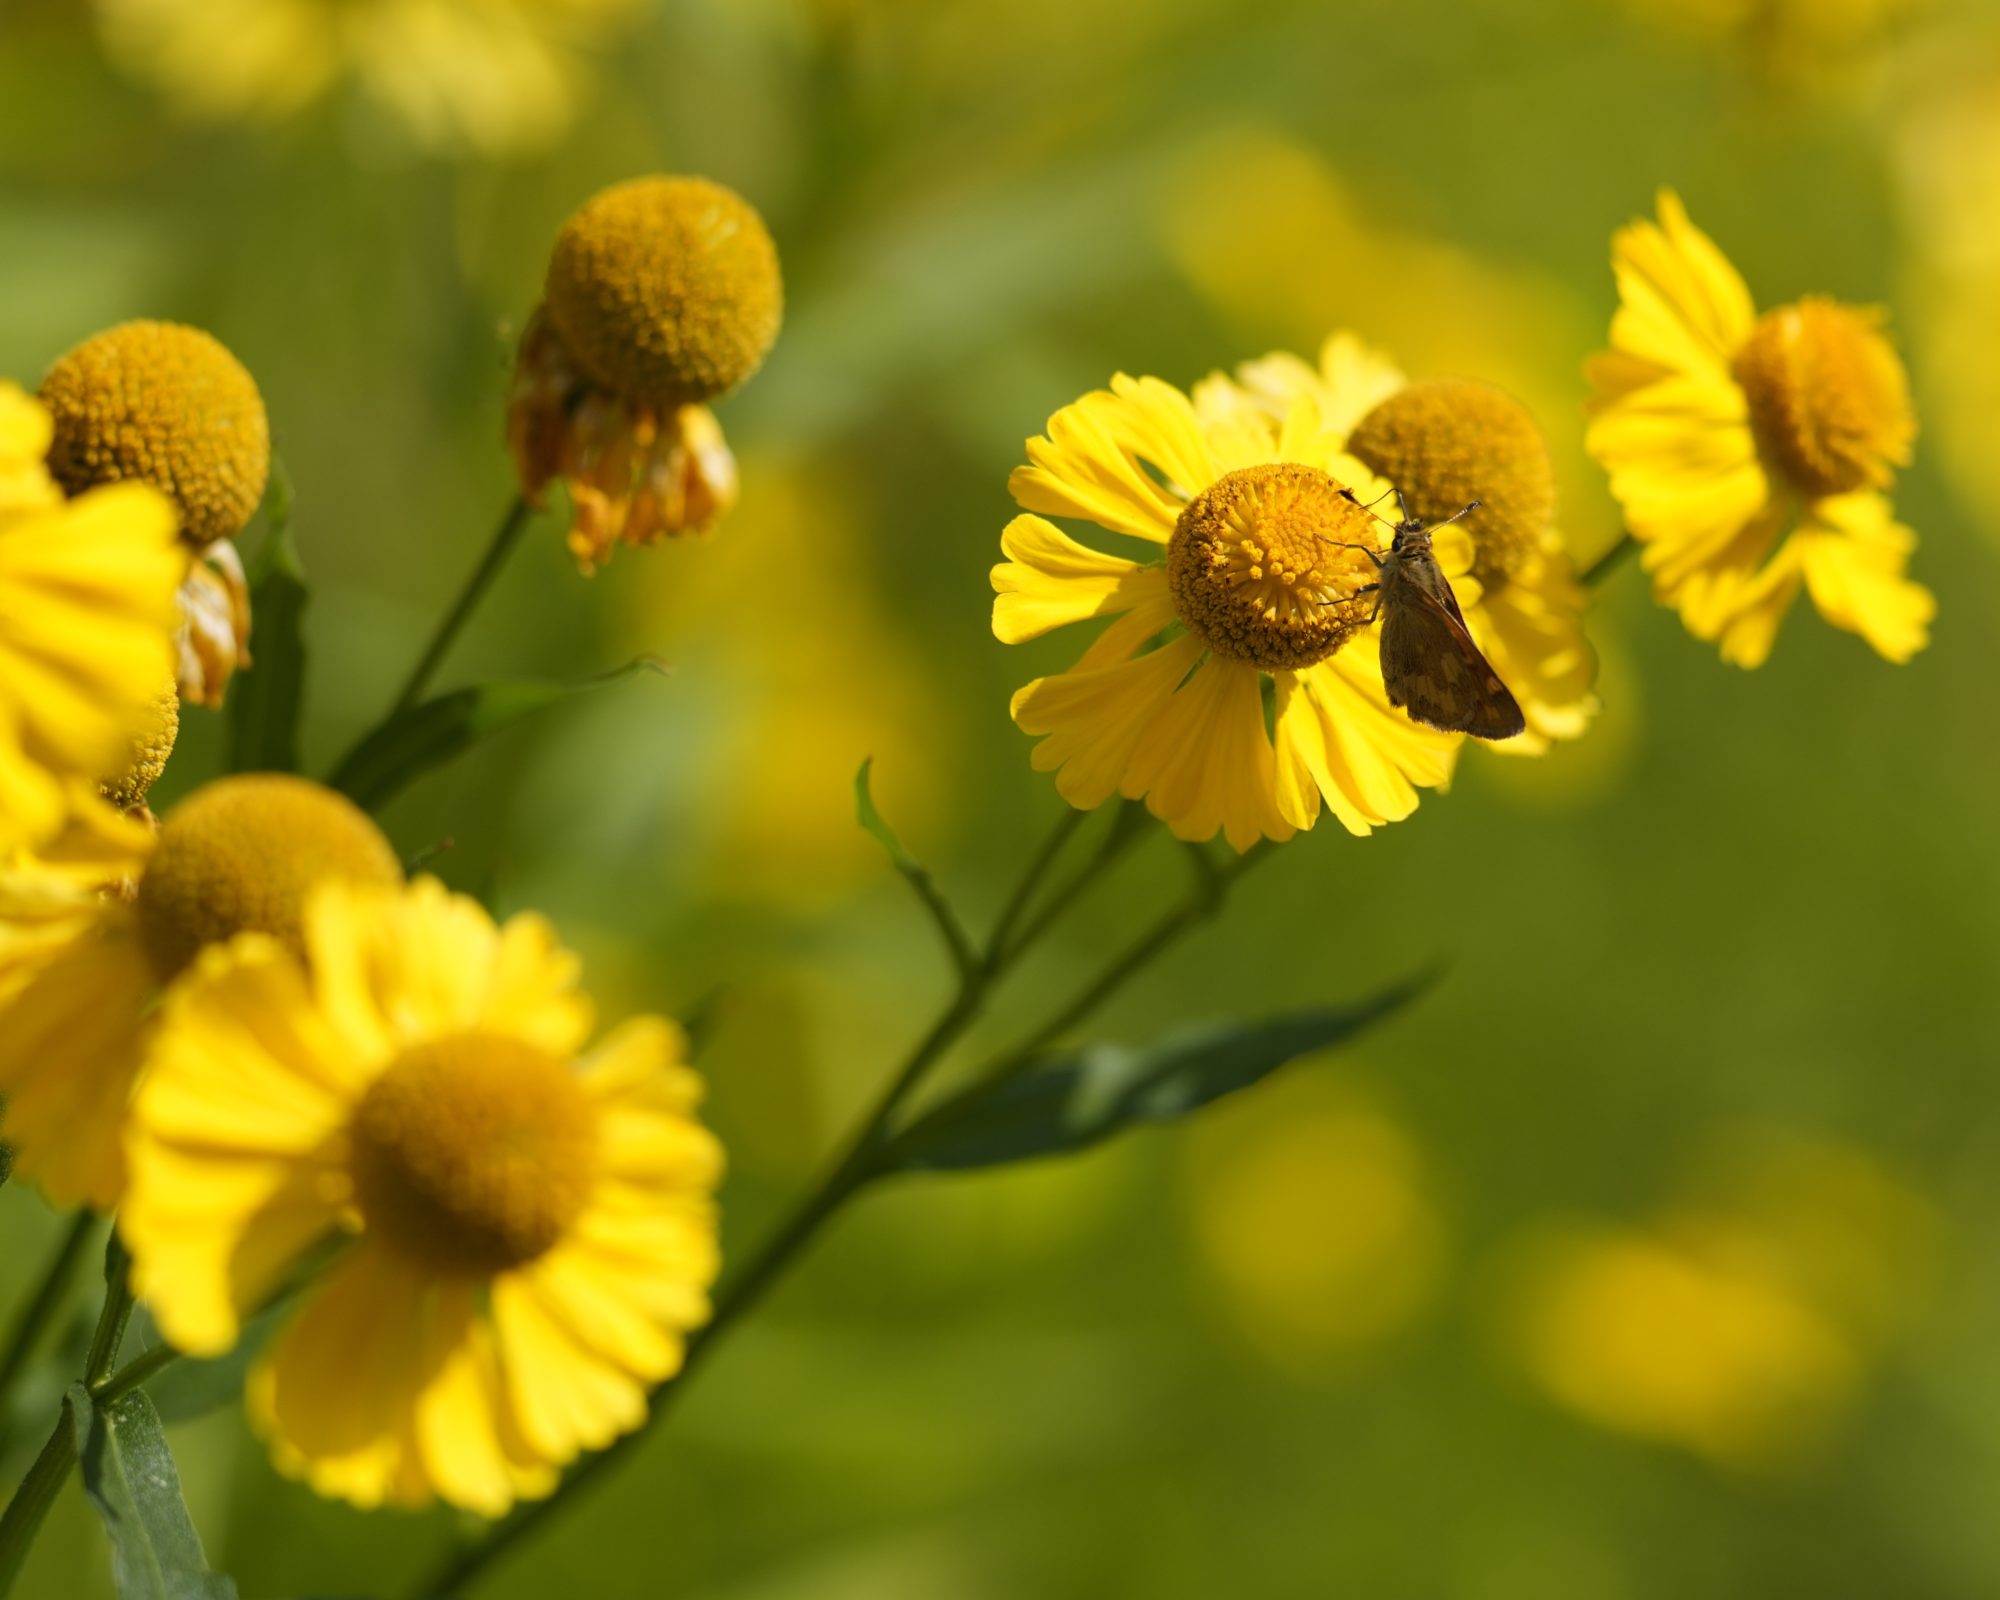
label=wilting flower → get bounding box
[0,382,183,853]
[992,372,1459,850]
[512,174,784,572]
[1213,335,1598,753]
[0,775,401,1208]
[93,0,642,157]
[41,321,271,704]
[124,877,724,1515]
[1587,192,1931,667]
[509,175,783,572]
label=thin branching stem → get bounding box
[1580,531,1638,587]
[0,1214,95,1422]
[406,817,1274,1599]
[387,495,535,718]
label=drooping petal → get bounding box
[1122,657,1292,852]
[1008,375,1217,542]
[1012,632,1203,812]
[1795,494,1935,665]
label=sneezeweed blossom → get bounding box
[1588,192,1932,667]
[509,175,784,572]
[0,382,183,852]
[992,371,1461,850]
[0,774,401,1208]
[40,321,272,705]
[93,0,641,157]
[124,877,724,1514]
[1213,335,1599,754]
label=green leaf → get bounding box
[885,969,1438,1172]
[227,461,307,775]
[70,1385,236,1599]
[854,759,976,978]
[328,659,667,812]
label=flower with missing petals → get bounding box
[40,321,269,704]
[509,176,782,572]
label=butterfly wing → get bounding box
[1379,567,1527,741]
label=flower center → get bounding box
[134,774,402,980]
[1345,378,1555,591]
[1732,297,1914,500]
[350,1032,598,1277]
[1166,464,1381,671]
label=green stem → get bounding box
[80,1240,132,1391]
[0,1215,95,1421]
[0,1399,77,1598]
[1580,531,1637,587]
[996,801,1156,967]
[983,806,1087,967]
[387,495,534,718]
[406,821,1274,1599]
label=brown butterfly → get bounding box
[1334,489,1526,741]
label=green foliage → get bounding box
[70,1387,235,1600]
[329,658,667,812]
[855,758,977,977]
[888,970,1436,1172]
[226,463,307,776]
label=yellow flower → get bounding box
[994,372,1463,850]
[123,876,723,1515]
[92,0,640,156]
[1216,335,1599,754]
[0,385,183,854]
[40,322,269,706]
[0,775,401,1208]
[1587,192,1931,667]
[100,690,180,815]
[509,176,783,572]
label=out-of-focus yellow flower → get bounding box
[92,0,641,157]
[124,877,723,1515]
[1509,1225,1858,1469]
[0,383,184,854]
[992,372,1460,851]
[599,453,950,908]
[509,176,783,572]
[1587,192,1931,667]
[100,690,180,816]
[1503,1129,1938,1470]
[1183,1077,1444,1375]
[1210,335,1598,755]
[40,322,269,706]
[0,775,401,1208]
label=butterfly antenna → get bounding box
[1431,498,1482,530]
[1339,485,1401,534]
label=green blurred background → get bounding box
[4,0,1999,1594]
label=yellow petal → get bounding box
[1012,632,1202,812]
[1122,658,1292,852]
[1008,375,1215,542]
[990,514,1163,644]
[1280,640,1461,835]
[1796,495,1934,665]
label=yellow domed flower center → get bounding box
[351,1033,598,1277]
[1345,378,1555,590]
[544,175,783,410]
[134,774,402,979]
[101,689,180,814]
[39,320,270,549]
[1732,296,1914,500]
[1167,463,1381,671]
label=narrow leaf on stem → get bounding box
[72,1385,237,1600]
[854,759,977,979]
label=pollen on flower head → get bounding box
[39,321,270,549]
[1167,463,1381,671]
[544,175,783,410]
[351,1032,598,1276]
[101,690,180,813]
[1732,297,1914,500]
[1345,379,1556,589]
[134,774,401,979]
